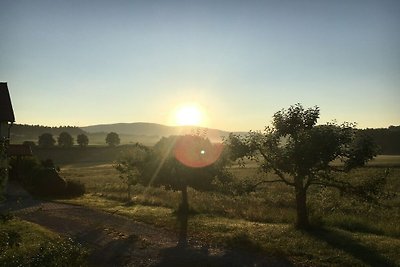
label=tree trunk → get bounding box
[178,184,189,247]
[294,177,309,230]
[179,183,189,215]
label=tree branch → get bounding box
[273,168,295,186]
[256,146,295,186]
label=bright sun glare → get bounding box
[175,104,203,126]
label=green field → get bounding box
[58,155,400,266]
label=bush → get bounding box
[9,157,85,198]
[29,168,67,197]
[64,179,86,197]
[9,157,40,182]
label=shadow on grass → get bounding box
[77,228,144,267]
[308,228,396,267]
[156,245,292,267]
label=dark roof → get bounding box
[8,144,33,157]
[0,82,15,122]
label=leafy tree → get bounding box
[144,135,229,211]
[76,134,89,148]
[38,133,56,148]
[114,143,149,198]
[106,132,120,147]
[57,132,74,148]
[226,104,382,229]
[143,135,229,246]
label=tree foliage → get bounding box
[105,132,120,147]
[114,135,231,209]
[76,134,89,148]
[38,133,56,148]
[226,103,382,229]
[57,132,74,148]
[143,135,229,193]
[114,143,149,198]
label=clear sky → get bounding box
[1,0,399,131]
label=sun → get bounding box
[175,104,203,126]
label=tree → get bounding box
[38,133,56,148]
[76,134,89,148]
[143,135,229,246]
[57,132,74,148]
[114,143,148,198]
[227,104,381,229]
[106,132,120,147]
[144,135,227,203]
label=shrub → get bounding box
[29,168,67,197]
[64,179,86,197]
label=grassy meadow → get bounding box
[58,155,400,266]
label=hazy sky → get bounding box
[1,0,399,131]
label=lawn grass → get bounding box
[0,215,88,266]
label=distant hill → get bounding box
[81,122,233,143]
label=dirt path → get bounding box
[1,182,291,267]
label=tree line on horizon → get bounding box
[25,132,121,148]
[11,123,400,154]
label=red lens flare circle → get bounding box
[173,135,223,168]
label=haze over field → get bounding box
[1,0,399,131]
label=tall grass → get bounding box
[60,163,400,238]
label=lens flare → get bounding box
[174,135,223,168]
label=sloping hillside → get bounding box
[81,122,232,143]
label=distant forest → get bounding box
[362,125,400,155]
[8,124,400,154]
[10,124,86,144]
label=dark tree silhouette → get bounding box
[76,134,89,148]
[57,132,74,148]
[106,132,120,147]
[143,135,229,246]
[227,104,382,230]
[38,133,56,148]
